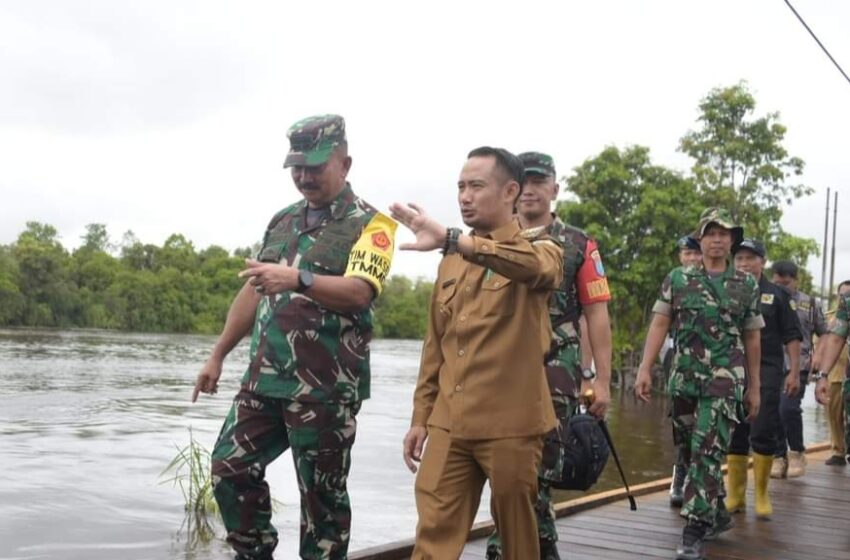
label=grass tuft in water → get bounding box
[159,427,220,545]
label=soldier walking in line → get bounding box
[814,280,850,459]
[192,115,397,560]
[725,241,802,522]
[769,260,826,479]
[635,208,763,560]
[667,235,703,507]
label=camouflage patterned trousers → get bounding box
[670,392,737,525]
[486,392,579,558]
[211,388,360,560]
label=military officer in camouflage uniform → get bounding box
[636,208,764,560]
[485,152,613,560]
[192,114,397,560]
[814,283,850,450]
[667,235,703,507]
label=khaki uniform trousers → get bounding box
[411,426,543,560]
[828,381,846,457]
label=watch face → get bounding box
[581,368,595,380]
[298,269,314,291]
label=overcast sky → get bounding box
[1,0,848,288]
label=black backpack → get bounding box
[551,413,610,491]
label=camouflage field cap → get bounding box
[518,151,556,177]
[692,207,744,246]
[283,114,346,168]
[733,238,766,258]
[677,235,701,252]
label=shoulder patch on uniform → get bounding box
[789,299,797,311]
[371,231,391,250]
[532,239,558,247]
[761,293,775,305]
[521,225,547,239]
[590,249,605,277]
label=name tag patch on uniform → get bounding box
[761,293,775,305]
[587,278,610,299]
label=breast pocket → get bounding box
[678,299,706,342]
[480,275,515,317]
[437,280,457,317]
[311,250,349,276]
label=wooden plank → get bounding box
[349,444,848,560]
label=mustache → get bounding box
[298,183,319,191]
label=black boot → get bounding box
[540,540,561,560]
[669,464,686,507]
[675,521,708,560]
[705,498,735,540]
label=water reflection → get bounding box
[0,329,829,559]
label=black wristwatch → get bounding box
[581,367,596,381]
[296,269,314,293]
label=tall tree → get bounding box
[12,222,79,326]
[80,223,111,253]
[557,146,704,371]
[679,82,816,265]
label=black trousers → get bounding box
[729,367,783,456]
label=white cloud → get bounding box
[1,0,848,287]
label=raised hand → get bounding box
[389,202,447,252]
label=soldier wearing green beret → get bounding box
[192,115,397,560]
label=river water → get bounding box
[0,329,830,560]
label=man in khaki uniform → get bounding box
[391,146,563,560]
[823,280,850,465]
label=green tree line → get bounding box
[0,83,823,371]
[0,221,433,337]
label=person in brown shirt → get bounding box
[390,146,563,560]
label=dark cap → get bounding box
[772,260,798,278]
[518,151,556,177]
[733,238,766,258]
[677,235,701,252]
[283,114,346,168]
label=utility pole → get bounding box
[828,191,838,307]
[821,187,830,302]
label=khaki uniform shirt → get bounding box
[412,220,563,439]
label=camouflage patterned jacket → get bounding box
[244,183,396,404]
[652,264,764,401]
[544,217,611,398]
[830,292,850,342]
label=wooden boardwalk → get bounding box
[351,446,850,560]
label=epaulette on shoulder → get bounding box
[521,225,547,239]
[354,196,379,217]
[266,201,303,230]
[550,218,590,241]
